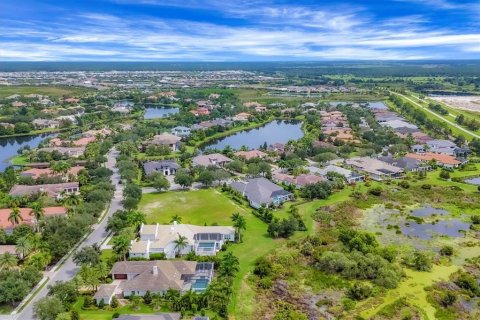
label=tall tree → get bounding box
[232,215,246,242]
[173,235,189,257]
[0,253,18,271]
[8,207,23,226]
[112,235,131,261]
[30,202,45,232]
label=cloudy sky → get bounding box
[0,0,479,61]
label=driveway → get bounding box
[14,149,123,320]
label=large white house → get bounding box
[130,223,235,259]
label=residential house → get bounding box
[190,107,210,116]
[146,133,181,151]
[73,136,96,147]
[32,119,60,129]
[404,152,463,169]
[192,153,232,167]
[38,147,85,158]
[9,182,79,199]
[83,128,112,138]
[107,260,214,298]
[426,139,459,156]
[268,143,285,154]
[113,314,181,320]
[0,207,67,233]
[345,157,404,181]
[310,165,365,183]
[11,101,26,108]
[243,101,263,108]
[234,150,267,161]
[171,126,191,137]
[230,178,293,208]
[130,223,235,259]
[273,173,325,189]
[379,156,431,172]
[232,112,251,122]
[20,166,84,180]
[143,160,179,176]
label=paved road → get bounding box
[15,149,123,320]
[393,92,480,140]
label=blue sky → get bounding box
[0,0,479,61]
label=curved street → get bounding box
[13,149,123,320]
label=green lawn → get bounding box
[0,85,91,98]
[139,189,247,225]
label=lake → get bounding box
[401,219,470,239]
[144,106,179,119]
[0,133,55,172]
[465,177,480,185]
[202,120,303,151]
[410,205,449,218]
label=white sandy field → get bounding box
[430,95,480,112]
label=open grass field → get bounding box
[0,85,92,98]
[137,187,354,318]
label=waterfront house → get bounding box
[192,153,232,167]
[234,150,267,161]
[32,119,60,129]
[310,165,365,183]
[145,133,181,151]
[9,182,79,199]
[273,173,325,188]
[129,223,235,259]
[404,152,463,169]
[230,178,293,208]
[171,126,191,137]
[345,157,404,181]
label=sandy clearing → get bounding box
[430,95,480,112]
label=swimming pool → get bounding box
[192,278,210,292]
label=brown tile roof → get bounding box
[234,150,267,160]
[0,206,67,229]
[404,152,461,166]
[9,182,79,198]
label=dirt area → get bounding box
[430,95,480,112]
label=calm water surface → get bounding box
[144,106,179,119]
[202,120,303,150]
[0,133,55,172]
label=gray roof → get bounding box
[230,178,291,206]
[116,314,181,320]
[379,156,425,170]
[143,160,179,175]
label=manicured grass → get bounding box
[0,304,13,314]
[0,85,91,98]
[139,189,247,225]
[9,155,29,166]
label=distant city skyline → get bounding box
[1,0,479,61]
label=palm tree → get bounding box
[173,234,188,257]
[8,207,23,226]
[51,161,71,178]
[218,252,239,277]
[112,236,131,261]
[170,214,182,224]
[16,236,33,260]
[63,193,81,207]
[230,212,241,223]
[127,210,146,230]
[30,202,45,232]
[0,253,18,271]
[232,215,247,242]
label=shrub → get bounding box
[471,215,480,225]
[83,295,94,309]
[421,184,432,189]
[112,312,120,319]
[149,253,167,260]
[439,170,450,180]
[368,186,382,196]
[439,245,454,256]
[347,283,373,300]
[253,257,273,278]
[439,291,457,307]
[98,299,105,309]
[110,297,119,308]
[398,180,410,189]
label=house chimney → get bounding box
[153,265,158,275]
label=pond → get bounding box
[202,120,303,151]
[410,205,449,217]
[0,133,56,172]
[144,105,179,119]
[465,177,480,185]
[366,101,388,109]
[401,219,470,239]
